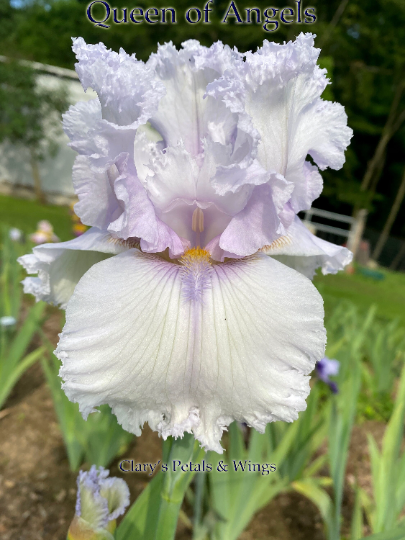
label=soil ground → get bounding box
[0,306,381,540]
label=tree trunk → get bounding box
[359,81,405,196]
[369,151,387,196]
[29,149,46,203]
[372,167,405,261]
[318,0,350,49]
[347,208,367,265]
[352,80,405,219]
[360,131,391,193]
[390,241,405,271]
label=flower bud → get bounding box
[67,466,130,540]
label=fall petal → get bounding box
[264,215,353,279]
[18,228,129,308]
[57,249,325,452]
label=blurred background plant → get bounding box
[0,225,46,410]
[0,60,68,202]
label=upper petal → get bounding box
[147,40,244,156]
[72,38,164,129]
[143,141,255,248]
[72,155,123,230]
[62,99,102,157]
[57,249,325,453]
[71,150,185,256]
[263,215,353,279]
[212,33,352,212]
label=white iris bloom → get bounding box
[19,34,352,453]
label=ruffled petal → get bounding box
[246,34,352,211]
[63,99,103,157]
[211,33,352,213]
[263,215,353,279]
[99,477,130,522]
[63,99,140,166]
[72,37,164,129]
[72,155,123,230]
[71,149,185,256]
[147,40,243,156]
[65,102,158,239]
[108,153,186,256]
[18,228,130,308]
[57,249,325,453]
[77,467,110,529]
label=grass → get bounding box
[0,194,73,241]
[315,266,405,326]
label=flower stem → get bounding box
[154,433,204,540]
[192,470,206,539]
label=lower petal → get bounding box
[57,248,325,453]
[264,215,353,279]
[18,228,130,308]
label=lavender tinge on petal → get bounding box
[67,465,130,539]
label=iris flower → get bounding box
[19,34,352,452]
[30,220,59,244]
[9,227,23,242]
[316,356,340,393]
[67,465,129,540]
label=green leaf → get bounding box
[359,526,405,540]
[154,434,205,540]
[116,474,163,540]
[41,345,132,471]
[350,484,364,540]
[0,345,45,409]
[4,301,46,365]
[369,364,405,533]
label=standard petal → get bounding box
[71,150,185,256]
[213,33,352,212]
[263,216,353,279]
[72,155,123,230]
[72,38,164,129]
[245,34,352,211]
[147,41,243,156]
[18,228,130,308]
[63,100,138,166]
[57,249,325,453]
[63,99,102,157]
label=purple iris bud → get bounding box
[315,357,340,394]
